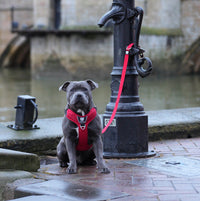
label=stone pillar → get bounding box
[60,0,112,27]
[61,0,76,27]
[33,0,54,28]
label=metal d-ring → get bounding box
[135,56,152,78]
[133,6,152,77]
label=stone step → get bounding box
[0,171,33,201]
[0,117,63,154]
[9,195,68,201]
[0,108,200,154]
[0,148,40,172]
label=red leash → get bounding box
[102,43,134,134]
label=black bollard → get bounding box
[8,95,39,130]
[98,0,155,158]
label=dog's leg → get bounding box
[64,137,77,174]
[93,137,110,174]
[77,150,96,166]
[57,137,69,167]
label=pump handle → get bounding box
[29,100,38,125]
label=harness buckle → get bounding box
[77,116,87,130]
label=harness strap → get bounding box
[66,107,96,151]
[102,43,134,134]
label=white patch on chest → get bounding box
[75,127,79,138]
[77,109,85,116]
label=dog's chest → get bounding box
[66,108,97,151]
[75,124,92,151]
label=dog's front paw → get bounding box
[98,167,110,174]
[59,161,68,168]
[67,167,77,174]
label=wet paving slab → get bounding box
[126,156,200,177]
[15,179,130,201]
[6,155,200,201]
[5,137,200,200]
[9,195,70,201]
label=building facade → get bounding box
[0,0,199,76]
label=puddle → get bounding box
[127,156,200,177]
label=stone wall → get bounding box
[60,0,181,29]
[1,0,200,76]
[181,0,200,47]
[57,0,186,57]
[30,0,200,77]
[33,0,53,28]
[33,0,113,28]
[31,33,113,79]
[140,35,184,59]
[0,0,33,55]
[136,0,181,29]
[61,0,112,27]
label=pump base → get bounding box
[7,124,40,131]
[103,114,155,158]
[103,151,156,159]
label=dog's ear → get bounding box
[86,80,98,91]
[59,81,71,92]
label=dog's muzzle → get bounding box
[70,92,89,106]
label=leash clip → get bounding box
[125,43,133,55]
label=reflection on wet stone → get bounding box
[127,156,200,177]
[15,180,129,200]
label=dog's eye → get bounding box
[79,87,88,92]
[70,88,76,92]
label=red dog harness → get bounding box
[66,108,97,151]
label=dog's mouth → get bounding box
[73,99,88,110]
[74,100,84,107]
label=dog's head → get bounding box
[59,80,98,113]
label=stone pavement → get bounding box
[1,107,200,200]
[3,137,200,201]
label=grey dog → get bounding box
[57,80,110,174]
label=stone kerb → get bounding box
[0,148,40,172]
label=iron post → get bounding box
[54,0,61,29]
[98,0,155,158]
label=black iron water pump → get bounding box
[98,0,155,158]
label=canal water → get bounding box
[0,68,200,122]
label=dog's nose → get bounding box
[77,94,82,98]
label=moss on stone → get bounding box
[61,25,182,37]
[141,27,183,36]
[149,123,200,141]
[61,25,109,32]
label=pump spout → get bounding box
[98,4,125,27]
